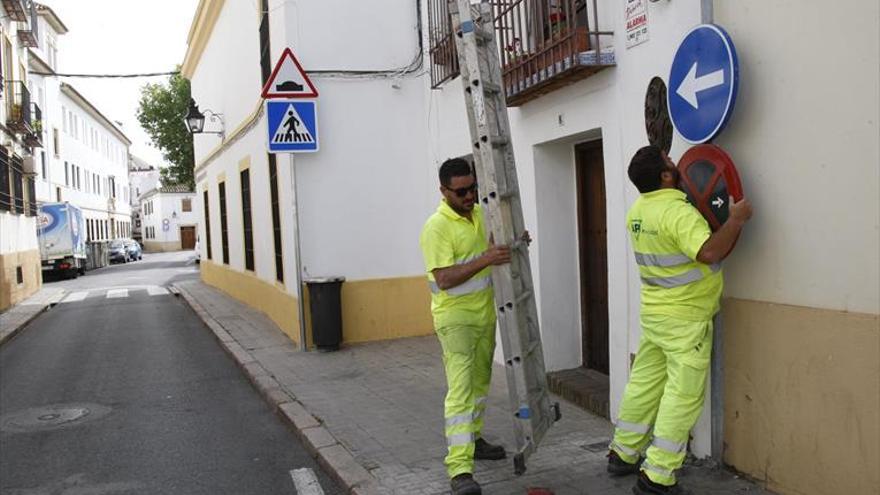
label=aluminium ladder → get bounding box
[448,0,560,475]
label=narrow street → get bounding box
[0,251,342,495]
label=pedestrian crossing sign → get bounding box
[266,100,319,153]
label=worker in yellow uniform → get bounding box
[420,158,511,495]
[608,146,752,495]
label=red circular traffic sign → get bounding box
[677,144,743,232]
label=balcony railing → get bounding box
[6,81,33,134]
[428,0,614,106]
[17,28,37,48]
[428,0,459,88]
[23,102,42,147]
[1,0,28,22]
[495,0,614,106]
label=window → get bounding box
[11,155,24,215]
[0,147,10,212]
[41,151,47,181]
[27,176,36,216]
[182,198,192,212]
[427,0,459,88]
[240,169,254,271]
[268,154,284,282]
[62,106,67,133]
[203,189,212,260]
[53,128,60,157]
[259,0,272,84]
[219,181,229,264]
[16,266,23,284]
[64,161,69,186]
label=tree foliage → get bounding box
[136,72,194,189]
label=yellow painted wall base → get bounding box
[143,241,184,253]
[200,260,301,343]
[0,249,42,311]
[723,298,879,495]
[200,260,434,347]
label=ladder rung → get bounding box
[514,290,533,305]
[473,26,493,43]
[472,79,502,94]
[479,134,509,147]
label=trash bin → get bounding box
[305,276,345,351]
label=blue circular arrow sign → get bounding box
[668,24,739,144]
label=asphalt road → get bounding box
[0,251,342,495]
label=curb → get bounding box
[173,283,380,495]
[0,302,57,347]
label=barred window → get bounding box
[11,155,24,215]
[428,0,459,88]
[0,147,9,212]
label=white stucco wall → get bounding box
[714,0,880,315]
[142,192,198,245]
[0,213,38,255]
[191,0,433,297]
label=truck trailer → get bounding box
[37,202,87,279]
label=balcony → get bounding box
[428,0,614,106]
[1,0,28,21]
[5,81,33,134]
[17,28,37,48]
[23,102,42,147]
[495,0,614,106]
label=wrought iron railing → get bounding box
[6,81,32,133]
[428,0,460,88]
[427,0,613,105]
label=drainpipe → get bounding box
[289,154,308,351]
[701,0,724,464]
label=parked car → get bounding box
[108,239,130,264]
[124,239,143,261]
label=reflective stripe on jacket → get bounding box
[419,201,495,329]
[626,189,723,321]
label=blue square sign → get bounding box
[266,100,319,153]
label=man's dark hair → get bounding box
[439,158,473,187]
[628,145,667,193]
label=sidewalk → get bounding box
[174,279,774,495]
[0,287,67,345]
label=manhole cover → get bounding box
[1,403,111,433]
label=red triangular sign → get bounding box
[261,47,319,99]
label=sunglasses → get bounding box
[445,182,478,198]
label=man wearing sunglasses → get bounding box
[419,158,512,495]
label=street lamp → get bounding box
[184,99,224,139]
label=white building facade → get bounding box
[139,185,197,252]
[128,155,160,242]
[1,0,42,311]
[28,5,133,248]
[182,2,879,494]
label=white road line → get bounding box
[147,286,169,296]
[290,468,324,495]
[106,289,129,299]
[61,291,89,303]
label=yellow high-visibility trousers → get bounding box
[436,323,496,478]
[610,314,713,486]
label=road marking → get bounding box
[147,286,169,296]
[290,468,324,495]
[61,292,89,303]
[106,289,129,299]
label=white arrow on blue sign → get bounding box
[668,24,739,144]
[266,100,319,153]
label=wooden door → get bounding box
[180,226,196,250]
[576,141,609,374]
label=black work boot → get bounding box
[450,473,482,495]
[607,450,641,476]
[632,472,692,495]
[474,437,507,460]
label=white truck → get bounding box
[37,202,87,279]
